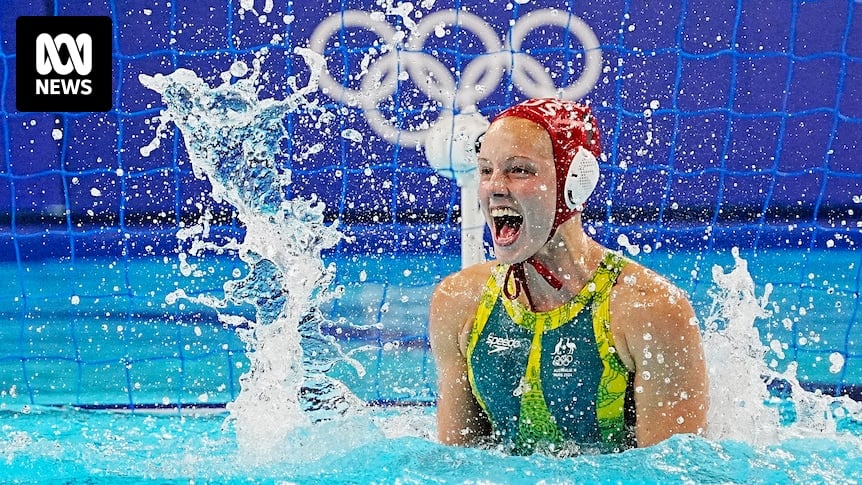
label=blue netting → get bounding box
[0,0,860,408]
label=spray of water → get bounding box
[139,47,365,461]
[702,247,781,444]
[703,247,862,444]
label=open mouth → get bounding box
[491,207,523,246]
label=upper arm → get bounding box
[429,269,492,445]
[615,272,709,447]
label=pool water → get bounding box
[3,405,862,483]
[3,248,860,408]
[3,247,862,482]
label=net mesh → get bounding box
[0,0,860,408]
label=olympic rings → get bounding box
[307,8,603,147]
[552,353,574,367]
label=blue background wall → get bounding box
[1,0,860,260]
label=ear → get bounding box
[563,147,600,211]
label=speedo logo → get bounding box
[486,334,523,354]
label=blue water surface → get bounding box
[2,405,862,484]
[2,248,862,483]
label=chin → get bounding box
[490,241,531,265]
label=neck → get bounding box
[522,217,603,311]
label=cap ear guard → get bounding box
[563,147,600,212]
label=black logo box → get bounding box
[16,16,113,113]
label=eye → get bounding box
[509,165,534,176]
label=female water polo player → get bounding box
[429,98,708,455]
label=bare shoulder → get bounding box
[613,259,693,316]
[611,257,708,445]
[609,258,701,369]
[429,261,497,351]
[430,261,498,444]
[432,260,496,306]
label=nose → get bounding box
[486,170,509,197]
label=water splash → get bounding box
[140,47,363,461]
[702,247,781,444]
[703,247,862,445]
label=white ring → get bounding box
[407,10,505,111]
[508,9,602,100]
[354,50,399,106]
[456,51,511,110]
[358,51,448,146]
[400,50,458,106]
[360,10,507,144]
[508,53,558,98]
[307,10,399,105]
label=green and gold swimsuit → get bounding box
[466,251,636,455]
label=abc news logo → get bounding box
[17,16,112,112]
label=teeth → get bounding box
[490,207,520,218]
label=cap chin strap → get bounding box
[503,257,565,311]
